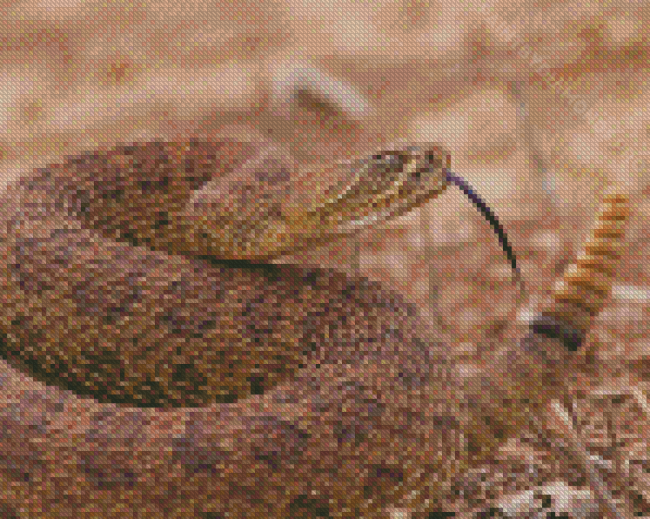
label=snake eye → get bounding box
[341,152,409,202]
[365,152,412,192]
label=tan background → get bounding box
[1,0,649,515]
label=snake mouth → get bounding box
[254,144,452,260]
[310,144,451,234]
[225,143,452,262]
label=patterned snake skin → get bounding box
[0,137,480,517]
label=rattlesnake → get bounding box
[0,136,630,517]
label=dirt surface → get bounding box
[0,0,649,517]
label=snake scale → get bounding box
[0,136,631,517]
[0,137,472,517]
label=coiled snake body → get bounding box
[0,137,629,517]
[0,138,467,517]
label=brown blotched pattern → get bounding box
[185,143,295,255]
[18,139,255,254]
[0,140,468,517]
[2,187,308,407]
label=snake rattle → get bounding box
[0,137,631,517]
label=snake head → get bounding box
[248,143,451,260]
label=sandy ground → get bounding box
[1,0,649,516]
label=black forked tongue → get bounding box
[445,172,519,277]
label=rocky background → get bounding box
[0,0,649,516]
